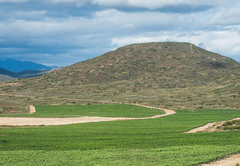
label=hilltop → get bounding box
[45,42,238,87]
[1,42,240,113]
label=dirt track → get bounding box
[201,154,240,166]
[0,105,176,126]
[185,117,240,133]
[185,122,215,133]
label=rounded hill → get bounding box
[1,42,240,112]
[48,42,239,88]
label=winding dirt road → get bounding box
[0,105,176,126]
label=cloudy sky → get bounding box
[0,0,240,66]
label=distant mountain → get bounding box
[0,67,50,81]
[49,65,59,69]
[0,59,54,72]
[15,69,50,78]
[0,67,16,77]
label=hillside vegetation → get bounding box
[1,42,240,113]
[50,42,239,87]
[0,67,51,81]
[0,75,15,82]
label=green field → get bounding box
[0,104,165,118]
[0,106,240,165]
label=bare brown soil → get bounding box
[185,122,215,133]
[201,154,240,166]
[185,117,240,133]
[0,105,176,126]
[29,105,36,114]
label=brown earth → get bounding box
[185,117,240,133]
[29,105,36,114]
[201,154,240,166]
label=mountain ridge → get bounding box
[0,59,55,72]
[0,67,51,81]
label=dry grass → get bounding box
[1,42,240,113]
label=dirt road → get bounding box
[0,105,176,126]
[185,117,240,133]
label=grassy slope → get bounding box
[0,74,15,82]
[0,104,165,118]
[1,108,240,165]
[1,42,240,113]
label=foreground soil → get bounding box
[185,118,240,133]
[0,105,175,126]
[201,154,240,166]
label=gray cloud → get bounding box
[0,0,240,66]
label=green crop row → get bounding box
[0,107,240,165]
[1,145,239,166]
[0,104,165,118]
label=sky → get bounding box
[0,0,240,66]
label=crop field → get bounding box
[0,104,165,118]
[0,106,240,165]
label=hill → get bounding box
[46,42,238,87]
[0,67,50,81]
[0,67,16,77]
[0,42,240,113]
[0,59,53,72]
[14,69,50,78]
[0,74,16,82]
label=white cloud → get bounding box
[1,0,240,66]
[0,47,27,53]
[111,30,240,61]
[50,0,89,7]
[49,0,230,9]
[91,0,227,9]
[206,3,240,26]
[127,0,205,9]
[14,11,47,20]
[92,0,126,6]
[53,0,77,2]
[0,0,29,3]
[94,9,181,30]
